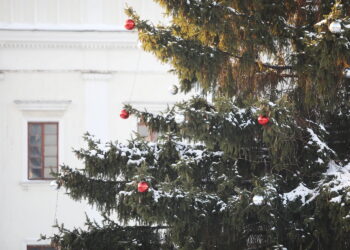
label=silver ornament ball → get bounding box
[343,68,350,79]
[169,85,178,95]
[329,21,342,33]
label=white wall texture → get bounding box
[0,0,165,29]
[0,1,180,249]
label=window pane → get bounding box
[29,146,41,157]
[28,122,59,180]
[44,157,57,167]
[29,135,41,145]
[137,123,149,137]
[29,124,41,135]
[29,157,41,167]
[137,122,158,142]
[29,168,41,178]
[45,135,57,145]
[44,146,57,156]
[44,124,57,134]
[149,132,158,141]
[44,167,57,178]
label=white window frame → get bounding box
[14,100,70,190]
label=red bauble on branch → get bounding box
[120,109,130,119]
[125,19,135,30]
[138,181,149,193]
[258,115,269,125]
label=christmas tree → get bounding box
[46,1,350,249]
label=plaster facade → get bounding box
[0,1,179,249]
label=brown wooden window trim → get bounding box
[28,122,59,180]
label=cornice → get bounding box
[0,40,137,49]
[0,30,138,49]
[0,23,126,32]
[0,69,170,74]
[14,100,72,111]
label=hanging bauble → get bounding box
[343,68,350,78]
[120,109,130,119]
[174,114,185,124]
[258,115,269,125]
[138,181,149,193]
[125,19,135,30]
[329,21,342,33]
[49,180,58,189]
[169,85,178,95]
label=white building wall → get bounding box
[0,1,180,249]
[0,0,164,28]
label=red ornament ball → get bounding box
[258,115,269,125]
[125,19,135,30]
[138,181,149,193]
[120,109,130,119]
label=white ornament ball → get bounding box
[50,180,58,189]
[329,21,342,33]
[174,114,185,124]
[343,68,350,78]
[252,195,264,205]
[169,85,178,95]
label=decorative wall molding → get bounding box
[14,100,72,111]
[0,30,138,49]
[0,23,126,32]
[19,180,54,191]
[0,69,170,74]
[0,40,137,49]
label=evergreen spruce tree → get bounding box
[45,1,350,249]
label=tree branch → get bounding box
[229,54,293,70]
[261,62,293,70]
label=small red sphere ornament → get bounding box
[120,109,130,119]
[258,115,269,125]
[138,181,149,193]
[125,19,135,30]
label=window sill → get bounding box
[19,180,58,191]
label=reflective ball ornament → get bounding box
[138,181,149,193]
[174,114,185,124]
[329,21,342,33]
[125,19,135,30]
[120,109,130,119]
[343,68,350,79]
[258,115,269,125]
[169,85,178,95]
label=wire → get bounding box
[52,187,59,234]
[128,44,143,103]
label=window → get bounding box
[28,122,58,180]
[137,120,158,142]
[27,246,56,250]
